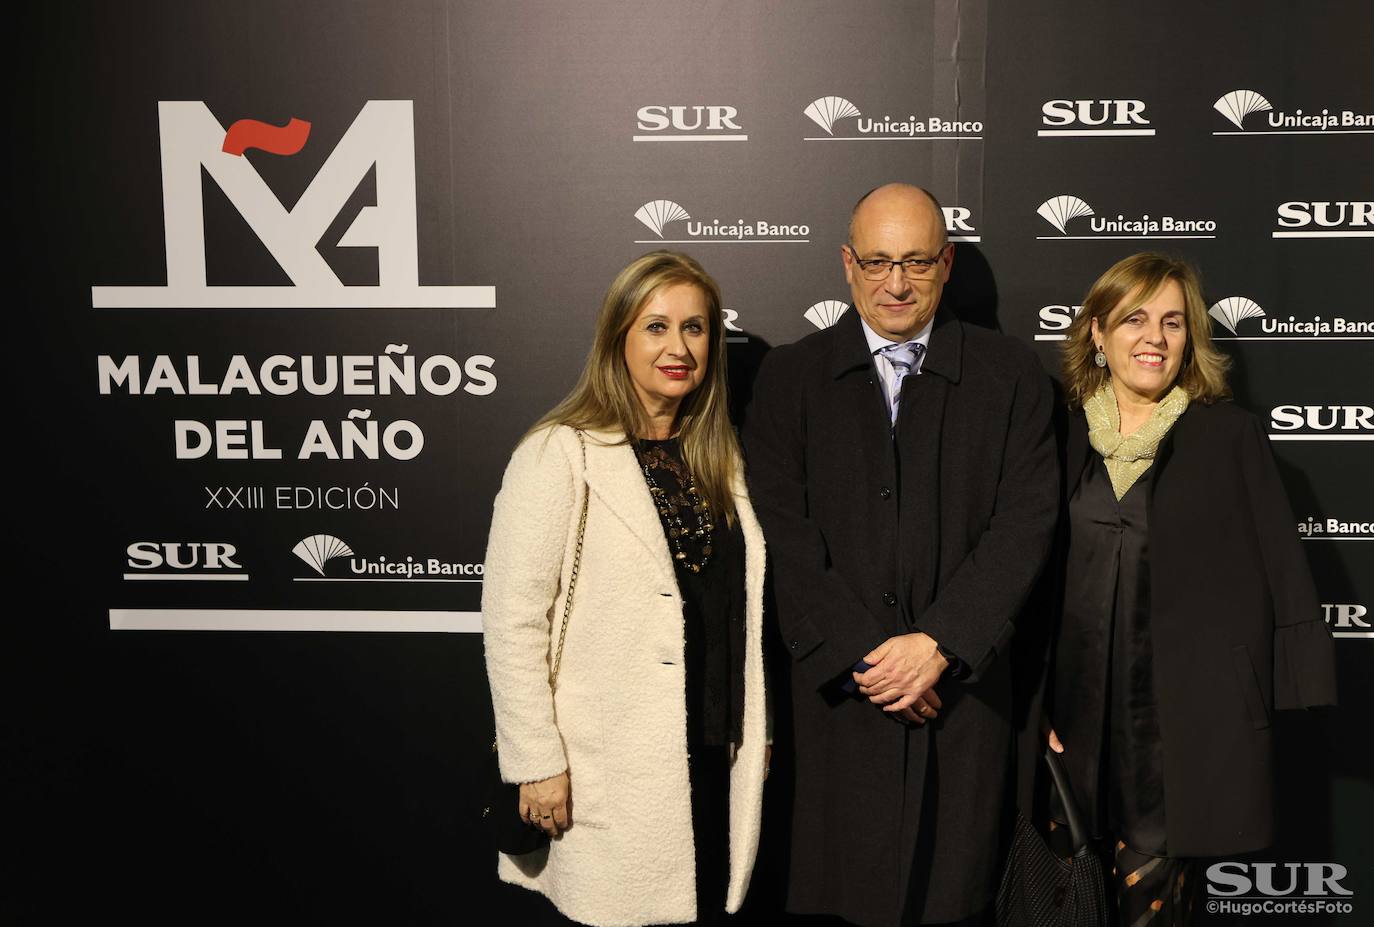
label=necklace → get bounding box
[636,442,715,573]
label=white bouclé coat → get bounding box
[482,425,768,927]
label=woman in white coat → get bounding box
[483,251,768,926]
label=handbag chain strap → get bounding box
[548,429,588,693]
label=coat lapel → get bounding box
[732,475,768,616]
[896,310,960,614]
[1146,401,1192,494]
[827,306,904,483]
[1066,411,1091,500]
[580,428,677,585]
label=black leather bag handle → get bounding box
[1043,746,1090,854]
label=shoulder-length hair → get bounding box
[1061,251,1231,409]
[530,250,740,524]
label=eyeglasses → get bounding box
[846,244,949,281]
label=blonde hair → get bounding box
[1061,252,1231,409]
[530,251,740,524]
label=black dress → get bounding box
[1055,455,1168,855]
[636,438,747,926]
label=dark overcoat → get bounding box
[1050,401,1338,857]
[743,307,1059,927]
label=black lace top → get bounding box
[634,438,746,747]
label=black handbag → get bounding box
[996,747,1110,927]
[481,738,549,855]
[480,430,589,856]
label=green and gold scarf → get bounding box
[1083,381,1189,500]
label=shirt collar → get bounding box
[857,312,935,356]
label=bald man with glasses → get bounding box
[744,184,1059,926]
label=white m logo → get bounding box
[92,100,493,309]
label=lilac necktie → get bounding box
[877,340,925,426]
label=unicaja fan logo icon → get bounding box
[634,199,691,238]
[803,96,861,135]
[1208,297,1266,334]
[1037,195,1095,234]
[1213,90,1273,129]
[804,300,849,329]
[292,534,355,576]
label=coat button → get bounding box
[882,592,897,607]
[790,640,800,650]
[879,487,892,500]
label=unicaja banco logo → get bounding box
[804,300,849,330]
[1213,88,1373,135]
[1209,294,1374,340]
[1213,89,1273,129]
[1036,193,1217,239]
[804,96,861,135]
[634,199,691,238]
[632,198,810,244]
[292,535,484,580]
[293,534,355,576]
[1036,195,1095,234]
[92,100,494,309]
[1208,297,1266,334]
[803,94,982,140]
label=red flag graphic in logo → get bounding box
[222,117,312,157]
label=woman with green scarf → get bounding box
[1043,253,1337,926]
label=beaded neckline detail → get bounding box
[635,440,715,573]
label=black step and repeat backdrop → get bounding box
[13,1,1370,922]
